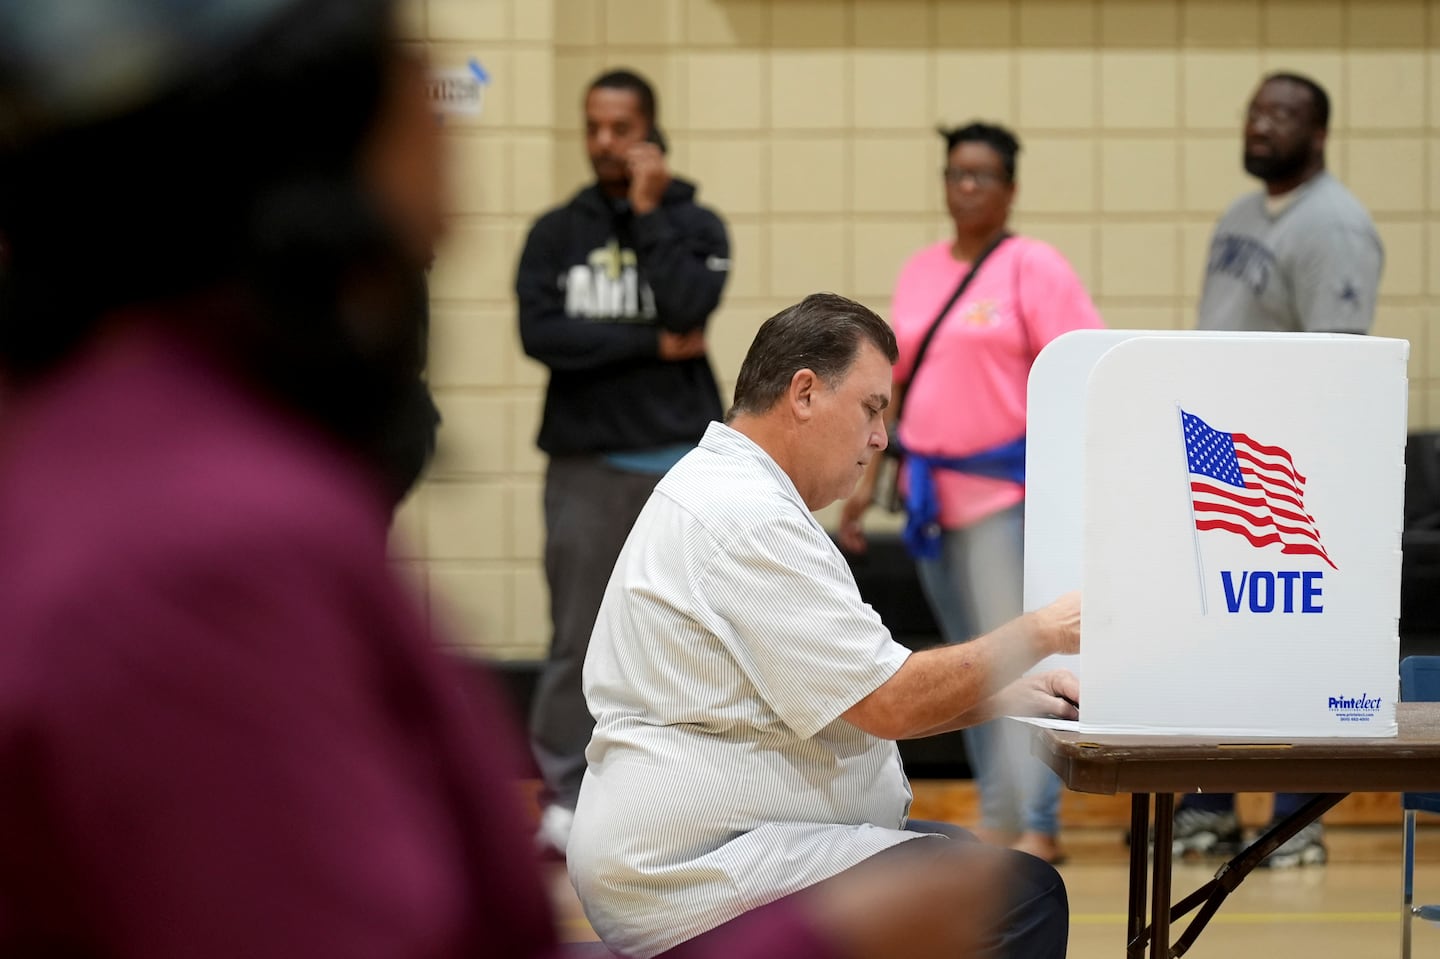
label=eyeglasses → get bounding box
[942,167,1009,188]
[1244,104,1303,127]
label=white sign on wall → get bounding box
[428,59,490,117]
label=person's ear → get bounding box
[788,368,819,421]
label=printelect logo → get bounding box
[1328,693,1381,724]
[1328,695,1381,711]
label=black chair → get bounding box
[1400,656,1440,958]
[1402,433,1440,660]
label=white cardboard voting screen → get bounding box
[1025,330,1407,737]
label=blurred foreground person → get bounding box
[0,2,1007,957]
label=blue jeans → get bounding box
[914,503,1064,838]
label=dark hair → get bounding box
[0,0,432,493]
[1262,72,1331,129]
[938,122,1021,181]
[587,68,657,126]
[727,293,898,420]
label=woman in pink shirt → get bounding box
[841,123,1103,865]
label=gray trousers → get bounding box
[529,455,660,810]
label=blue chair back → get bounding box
[1402,656,1440,814]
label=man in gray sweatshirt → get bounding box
[1197,72,1383,335]
[1180,71,1383,868]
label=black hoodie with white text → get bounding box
[515,177,729,456]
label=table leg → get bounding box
[1166,793,1344,956]
[1127,794,1150,958]
[1150,793,1175,958]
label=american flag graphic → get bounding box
[1180,409,1336,570]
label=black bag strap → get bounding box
[894,231,1010,426]
[1010,241,1037,360]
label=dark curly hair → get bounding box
[938,122,1021,182]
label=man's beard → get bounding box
[1244,145,1310,183]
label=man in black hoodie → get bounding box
[516,69,730,855]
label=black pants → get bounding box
[660,820,1068,959]
[849,819,1069,959]
[1182,791,1313,819]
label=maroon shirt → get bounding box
[0,327,831,959]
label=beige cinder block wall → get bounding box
[405,0,1440,659]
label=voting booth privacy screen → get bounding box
[1026,330,1408,737]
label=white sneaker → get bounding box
[1257,821,1327,869]
[536,804,574,857]
[1170,808,1242,857]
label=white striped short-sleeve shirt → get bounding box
[568,422,919,958]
